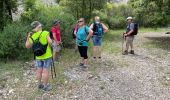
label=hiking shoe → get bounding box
[82,65,88,68]
[38,84,44,89]
[130,50,135,54]
[79,63,84,66]
[42,84,52,91]
[122,50,128,55]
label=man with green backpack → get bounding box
[25,21,53,91]
[90,16,108,60]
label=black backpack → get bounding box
[93,22,104,37]
[131,23,138,35]
[30,31,48,57]
[50,31,54,39]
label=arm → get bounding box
[52,32,58,43]
[47,34,52,47]
[25,32,32,49]
[125,23,134,36]
[102,23,108,33]
[89,24,94,30]
[86,29,93,41]
[126,30,134,36]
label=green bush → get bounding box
[0,4,76,59]
[0,22,31,60]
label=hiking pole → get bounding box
[122,33,125,54]
[52,57,57,78]
[51,63,54,79]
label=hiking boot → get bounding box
[42,84,52,91]
[79,63,84,67]
[38,84,44,89]
[82,64,88,68]
[122,50,128,55]
[130,50,135,54]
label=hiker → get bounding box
[90,16,108,60]
[25,21,52,91]
[76,18,93,68]
[51,20,62,61]
[123,16,136,55]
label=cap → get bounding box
[53,19,60,25]
[31,21,42,29]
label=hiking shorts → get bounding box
[78,46,88,59]
[35,58,52,69]
[126,36,134,44]
[52,41,61,53]
[92,35,102,46]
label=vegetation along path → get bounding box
[1,28,170,100]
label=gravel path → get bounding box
[61,32,170,100]
[1,32,170,100]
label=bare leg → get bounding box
[98,46,102,58]
[36,68,43,84]
[53,52,57,61]
[130,43,134,50]
[42,68,49,85]
[93,46,97,58]
[84,59,88,65]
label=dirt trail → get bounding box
[1,32,170,100]
[61,32,170,100]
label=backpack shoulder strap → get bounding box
[30,36,34,43]
[84,26,88,35]
[37,31,44,41]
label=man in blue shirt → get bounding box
[123,17,135,55]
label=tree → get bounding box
[0,0,17,30]
[59,0,107,22]
[129,0,170,27]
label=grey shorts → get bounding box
[35,58,52,69]
[126,36,134,44]
[52,41,61,52]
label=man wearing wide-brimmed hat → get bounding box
[25,21,53,91]
[123,17,135,55]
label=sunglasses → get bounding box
[78,20,84,23]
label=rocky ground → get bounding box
[1,31,170,100]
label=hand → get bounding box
[124,34,128,36]
[27,32,33,37]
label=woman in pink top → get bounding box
[51,20,61,61]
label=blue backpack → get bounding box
[93,22,104,37]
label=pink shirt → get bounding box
[51,26,61,43]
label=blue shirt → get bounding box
[126,23,134,32]
[76,26,90,46]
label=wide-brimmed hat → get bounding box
[126,17,133,20]
[31,21,42,30]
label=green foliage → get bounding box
[93,3,133,29]
[0,0,18,30]
[129,0,170,27]
[59,0,107,22]
[0,2,76,59]
[0,22,31,60]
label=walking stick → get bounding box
[122,33,125,54]
[51,63,54,79]
[52,58,57,78]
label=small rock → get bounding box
[88,74,94,79]
[8,89,14,94]
[14,78,19,83]
[166,77,170,81]
[100,86,105,90]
